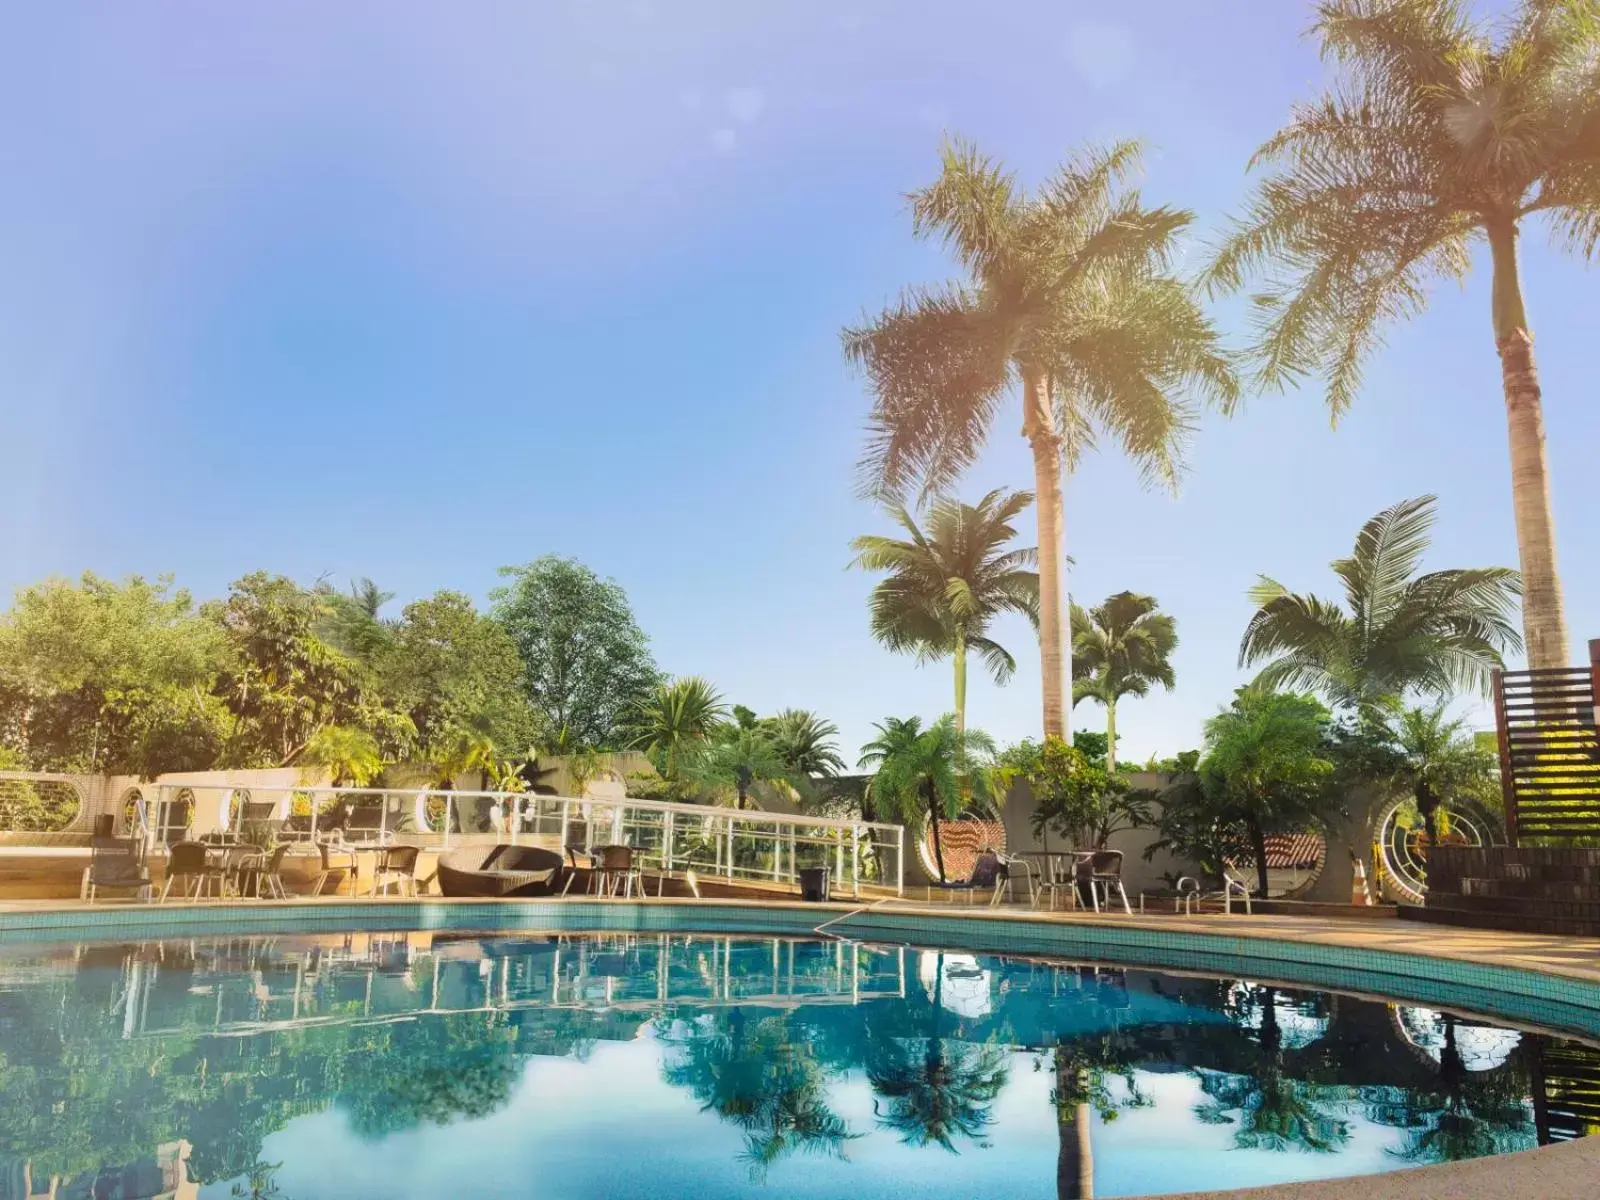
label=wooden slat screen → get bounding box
[1493,640,1600,843]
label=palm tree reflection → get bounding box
[867,952,1009,1152]
[659,1007,858,1182]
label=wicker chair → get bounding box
[160,841,227,902]
[436,845,564,897]
[370,845,421,896]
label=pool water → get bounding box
[0,932,1591,1199]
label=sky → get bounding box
[2,1,1596,764]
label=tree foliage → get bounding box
[1200,688,1339,896]
[1071,591,1178,772]
[1025,736,1156,851]
[491,557,660,750]
[1239,496,1521,717]
[851,488,1039,729]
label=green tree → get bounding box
[378,591,539,756]
[296,725,382,788]
[491,557,660,748]
[1070,591,1178,773]
[859,715,994,882]
[1389,704,1501,848]
[851,489,1040,733]
[627,676,727,781]
[1201,688,1338,897]
[767,709,846,778]
[845,139,1237,739]
[209,573,390,765]
[1239,496,1522,719]
[314,577,395,663]
[0,573,227,775]
[686,726,803,810]
[1027,736,1156,852]
[1206,0,1600,669]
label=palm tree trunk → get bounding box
[1104,699,1117,775]
[1247,815,1270,899]
[1055,1050,1094,1199]
[1488,221,1568,670]
[953,627,968,737]
[927,780,947,883]
[1023,366,1068,740]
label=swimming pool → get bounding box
[0,927,1592,1198]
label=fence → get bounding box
[1491,638,1600,843]
[149,780,906,897]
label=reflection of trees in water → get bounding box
[1195,984,1352,1154]
[0,936,1575,1194]
[231,1160,285,1199]
[866,952,1008,1152]
[1377,1015,1535,1164]
[657,1007,858,1182]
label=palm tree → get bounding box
[845,139,1238,739]
[1201,688,1337,897]
[1070,592,1178,772]
[852,489,1040,734]
[1391,703,1499,849]
[628,677,727,781]
[859,715,994,883]
[767,709,846,778]
[1240,496,1522,718]
[687,727,804,810]
[1205,0,1599,669]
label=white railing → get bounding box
[149,781,906,897]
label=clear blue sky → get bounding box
[2,1,1595,764]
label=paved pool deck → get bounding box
[1,895,1597,1198]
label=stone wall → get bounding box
[1418,845,1600,935]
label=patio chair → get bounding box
[926,850,1009,906]
[563,824,593,869]
[311,838,359,896]
[593,844,641,897]
[85,836,152,903]
[1074,850,1133,915]
[160,841,227,902]
[1174,873,1253,915]
[370,845,421,896]
[237,844,290,899]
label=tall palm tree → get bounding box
[1240,496,1522,718]
[1391,703,1499,848]
[845,139,1238,739]
[767,709,847,778]
[859,715,994,882]
[628,677,727,781]
[1070,592,1178,772]
[852,489,1040,733]
[1205,0,1599,669]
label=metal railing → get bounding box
[149,781,906,897]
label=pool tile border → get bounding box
[3,898,1598,1041]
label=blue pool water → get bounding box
[0,931,1591,1199]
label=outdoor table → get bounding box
[1013,851,1095,910]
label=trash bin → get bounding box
[799,867,830,902]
